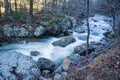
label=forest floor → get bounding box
[67,40,120,80]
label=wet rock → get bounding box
[74,44,95,56]
[52,36,76,47]
[78,35,87,40]
[42,70,52,77]
[103,31,115,39]
[37,58,55,73]
[0,51,40,80]
[62,58,71,71]
[31,51,40,56]
[34,26,46,37]
[74,26,85,33]
[66,29,73,35]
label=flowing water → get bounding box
[0,15,112,63]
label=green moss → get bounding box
[48,18,63,24]
[13,11,26,19]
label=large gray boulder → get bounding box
[37,58,55,73]
[34,26,46,37]
[2,24,13,37]
[0,51,41,80]
[52,36,76,47]
[2,25,29,37]
[46,16,76,36]
[2,24,46,38]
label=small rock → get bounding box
[62,58,71,71]
[37,58,55,73]
[54,73,62,80]
[74,44,95,56]
[31,51,40,56]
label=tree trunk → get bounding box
[24,0,27,24]
[63,0,66,14]
[0,2,1,18]
[4,0,10,17]
[29,0,33,18]
[111,8,119,40]
[86,0,90,57]
[15,0,17,13]
[45,0,46,8]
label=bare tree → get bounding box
[97,0,120,39]
[63,0,66,14]
[4,0,11,17]
[0,1,2,17]
[86,0,90,57]
[29,0,33,18]
[14,0,17,13]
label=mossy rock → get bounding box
[48,18,63,24]
[103,31,115,39]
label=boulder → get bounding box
[46,16,76,36]
[18,27,29,37]
[34,26,46,37]
[3,24,13,37]
[68,54,86,63]
[62,58,71,71]
[2,25,29,37]
[74,44,95,56]
[37,58,55,73]
[52,36,76,47]
[30,51,40,56]
[0,51,40,80]
[103,31,115,39]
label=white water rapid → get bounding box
[0,14,112,63]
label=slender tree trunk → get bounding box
[0,2,1,18]
[20,0,22,12]
[29,0,33,18]
[24,0,26,24]
[37,0,39,11]
[86,0,90,57]
[15,0,17,13]
[63,0,66,14]
[45,0,46,8]
[4,0,10,17]
[9,0,12,15]
[112,8,120,40]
